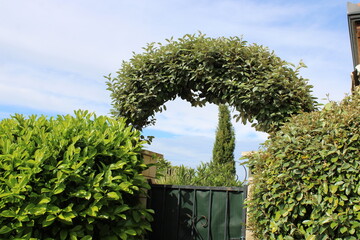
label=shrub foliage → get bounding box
[0,111,153,240]
[247,89,360,239]
[106,33,317,133]
[156,159,242,187]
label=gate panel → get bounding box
[148,185,247,240]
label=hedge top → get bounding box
[106,33,318,132]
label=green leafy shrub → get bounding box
[106,33,317,132]
[247,89,360,239]
[156,159,242,187]
[0,111,153,240]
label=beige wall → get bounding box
[141,150,163,183]
[139,150,163,208]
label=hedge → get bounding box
[0,110,153,240]
[247,89,360,239]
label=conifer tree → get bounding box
[212,104,236,174]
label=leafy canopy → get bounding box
[106,33,317,132]
[247,88,360,239]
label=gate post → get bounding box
[242,152,256,240]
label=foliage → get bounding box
[0,110,153,240]
[156,159,242,187]
[212,104,235,174]
[106,33,317,133]
[247,89,360,239]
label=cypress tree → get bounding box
[212,104,236,174]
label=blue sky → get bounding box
[0,0,354,180]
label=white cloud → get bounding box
[145,99,268,141]
[0,83,104,115]
[0,0,351,79]
[0,1,155,77]
[0,64,109,102]
[0,64,111,115]
[145,100,218,138]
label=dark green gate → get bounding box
[147,184,247,240]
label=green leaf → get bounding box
[60,230,68,240]
[335,181,344,186]
[0,225,12,234]
[53,183,66,194]
[132,211,141,223]
[39,197,51,204]
[107,192,120,200]
[320,217,332,225]
[306,235,316,240]
[0,210,16,218]
[58,213,73,224]
[351,220,360,228]
[86,206,99,217]
[111,161,127,170]
[29,205,47,215]
[42,214,56,227]
[296,192,303,201]
[330,222,338,229]
[74,190,91,200]
[324,102,334,110]
[330,185,338,194]
[70,232,78,240]
[0,192,13,198]
[47,205,61,214]
[80,236,92,240]
[323,182,328,194]
[274,211,281,221]
[340,194,348,201]
[114,205,130,214]
[125,229,137,236]
[119,232,128,240]
[340,226,348,234]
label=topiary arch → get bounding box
[106,33,317,133]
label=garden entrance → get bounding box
[147,184,247,240]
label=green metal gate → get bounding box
[147,184,247,240]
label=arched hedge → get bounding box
[106,33,317,132]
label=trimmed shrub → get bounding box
[247,89,360,239]
[0,110,153,240]
[212,104,236,175]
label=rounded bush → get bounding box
[0,111,153,240]
[247,89,360,239]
